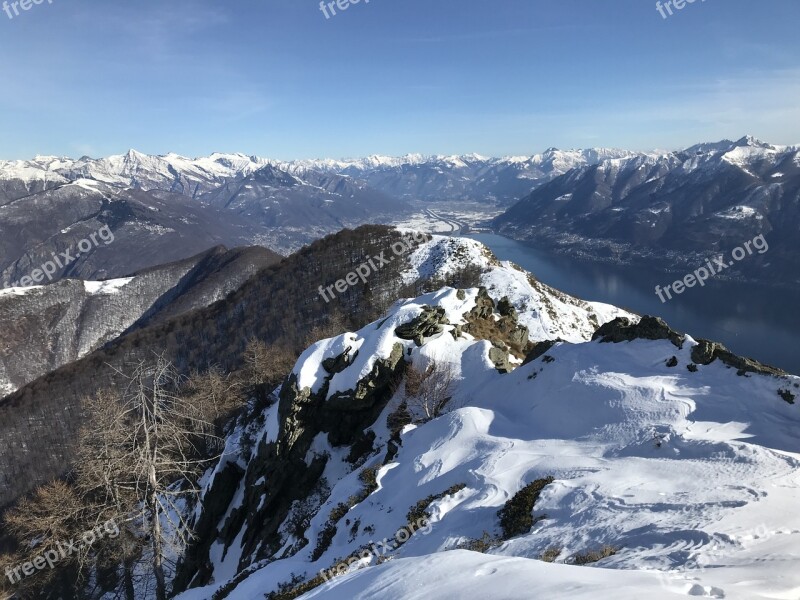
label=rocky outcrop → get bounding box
[593,318,789,379]
[592,315,685,349]
[691,339,786,377]
[395,306,449,346]
[523,340,563,366]
[488,346,514,374]
[175,341,407,594]
[462,289,532,371]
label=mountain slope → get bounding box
[0,179,283,285]
[0,152,410,267]
[0,245,278,396]
[173,274,800,600]
[0,229,626,511]
[495,136,800,286]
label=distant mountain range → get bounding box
[495,136,800,286]
[0,147,635,284]
[281,148,639,204]
[1,137,798,288]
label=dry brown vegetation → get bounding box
[1,355,235,600]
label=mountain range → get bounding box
[495,136,800,285]
[2,137,798,291]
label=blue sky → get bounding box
[0,0,798,159]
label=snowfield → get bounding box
[175,239,800,600]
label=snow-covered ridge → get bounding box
[2,138,792,207]
[175,237,799,600]
[0,147,675,187]
[0,148,636,187]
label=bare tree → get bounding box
[73,355,223,600]
[116,356,221,600]
[403,360,458,422]
[243,339,297,390]
[2,480,87,596]
[75,389,144,600]
[182,366,244,436]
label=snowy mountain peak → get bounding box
[735,134,773,149]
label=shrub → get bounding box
[358,466,380,496]
[264,573,328,600]
[539,546,562,562]
[571,545,618,565]
[457,531,501,553]
[778,388,796,404]
[497,476,554,540]
[407,483,467,525]
[311,465,381,561]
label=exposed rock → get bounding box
[592,315,685,349]
[497,296,517,320]
[395,306,449,346]
[461,288,531,362]
[691,339,786,377]
[328,343,406,413]
[322,346,358,375]
[468,287,495,319]
[488,346,513,374]
[666,356,678,368]
[497,316,529,348]
[523,340,562,366]
[176,341,406,593]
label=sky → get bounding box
[0,0,798,160]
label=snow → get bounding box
[176,307,800,599]
[82,277,134,295]
[66,178,104,191]
[260,317,800,598]
[296,551,692,600]
[29,231,781,600]
[715,206,760,220]
[151,236,800,600]
[251,280,796,597]
[0,285,44,296]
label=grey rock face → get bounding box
[395,306,449,346]
[592,315,685,349]
[174,342,406,591]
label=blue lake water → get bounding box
[468,233,800,376]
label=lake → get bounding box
[468,233,800,376]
